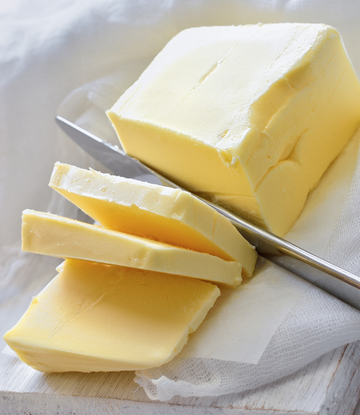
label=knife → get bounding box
[56,115,360,311]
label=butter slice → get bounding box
[107,24,360,236]
[22,209,242,287]
[4,259,220,372]
[49,162,257,277]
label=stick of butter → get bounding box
[107,24,360,236]
[3,259,220,372]
[49,162,257,277]
[22,209,242,287]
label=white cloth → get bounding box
[1,0,360,402]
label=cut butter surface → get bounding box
[107,23,360,236]
[22,209,242,287]
[4,259,220,372]
[49,162,257,278]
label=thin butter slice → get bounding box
[22,209,242,287]
[107,23,360,236]
[3,259,220,372]
[49,162,257,277]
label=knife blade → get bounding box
[56,115,360,310]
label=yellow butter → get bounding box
[107,23,360,236]
[4,259,220,372]
[49,162,257,277]
[22,209,242,287]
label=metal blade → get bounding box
[56,115,360,310]
[55,117,176,187]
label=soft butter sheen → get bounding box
[107,23,360,235]
[49,162,257,277]
[4,259,220,372]
[22,209,242,287]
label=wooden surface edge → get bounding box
[0,390,307,415]
[1,342,360,414]
[320,342,360,415]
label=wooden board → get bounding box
[1,343,360,415]
[1,259,360,414]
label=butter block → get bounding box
[4,259,220,372]
[107,24,360,236]
[22,209,242,287]
[49,162,257,277]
